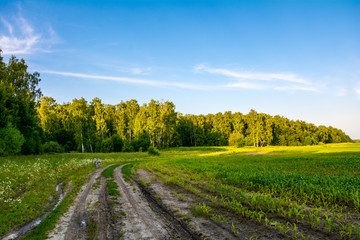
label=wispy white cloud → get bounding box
[129,67,152,75]
[194,64,310,84]
[194,64,318,92]
[43,70,207,90]
[0,15,58,55]
[355,82,360,100]
[274,86,319,92]
[1,18,13,35]
[226,82,265,90]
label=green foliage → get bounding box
[35,96,351,152]
[107,179,120,196]
[111,135,123,152]
[121,163,134,176]
[190,203,213,219]
[0,51,42,155]
[41,141,64,154]
[147,146,160,156]
[304,136,315,146]
[122,141,135,152]
[229,132,246,147]
[131,139,150,152]
[0,123,25,156]
[0,51,353,156]
[101,138,113,153]
[102,164,122,178]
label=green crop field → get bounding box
[137,143,360,239]
[1,143,359,239]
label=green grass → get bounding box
[137,143,360,239]
[23,166,99,239]
[102,164,122,178]
[121,163,134,176]
[102,164,123,197]
[2,143,360,239]
[0,153,140,238]
[121,163,135,182]
[107,179,121,196]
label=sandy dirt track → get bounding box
[47,164,202,240]
[48,165,111,240]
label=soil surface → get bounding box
[48,165,111,240]
[46,164,202,240]
[136,169,286,240]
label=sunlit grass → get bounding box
[0,153,142,237]
[137,143,360,239]
[1,143,359,238]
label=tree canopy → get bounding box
[0,50,353,155]
[36,97,352,153]
[0,51,42,155]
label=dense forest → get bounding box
[0,52,352,156]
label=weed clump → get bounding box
[147,146,160,156]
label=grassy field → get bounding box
[138,143,360,239]
[0,152,147,237]
[1,143,359,239]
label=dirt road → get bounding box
[47,164,201,240]
[48,165,111,239]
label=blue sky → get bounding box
[1,0,360,138]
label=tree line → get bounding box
[0,52,352,155]
[37,97,352,153]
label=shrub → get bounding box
[0,123,25,156]
[111,135,123,152]
[42,141,64,153]
[228,132,246,147]
[147,146,160,156]
[122,141,135,152]
[64,141,73,153]
[304,136,314,146]
[131,139,150,152]
[101,138,113,153]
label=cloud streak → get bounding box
[43,70,207,90]
[0,15,57,55]
[194,64,318,92]
[195,64,309,84]
[44,68,320,92]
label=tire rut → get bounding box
[114,164,201,240]
[64,166,107,240]
[114,165,170,239]
[48,165,111,240]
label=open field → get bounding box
[1,143,359,239]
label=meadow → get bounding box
[0,143,359,239]
[0,152,147,237]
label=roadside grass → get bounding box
[102,164,122,178]
[107,179,121,196]
[121,163,134,176]
[121,163,135,182]
[23,166,97,239]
